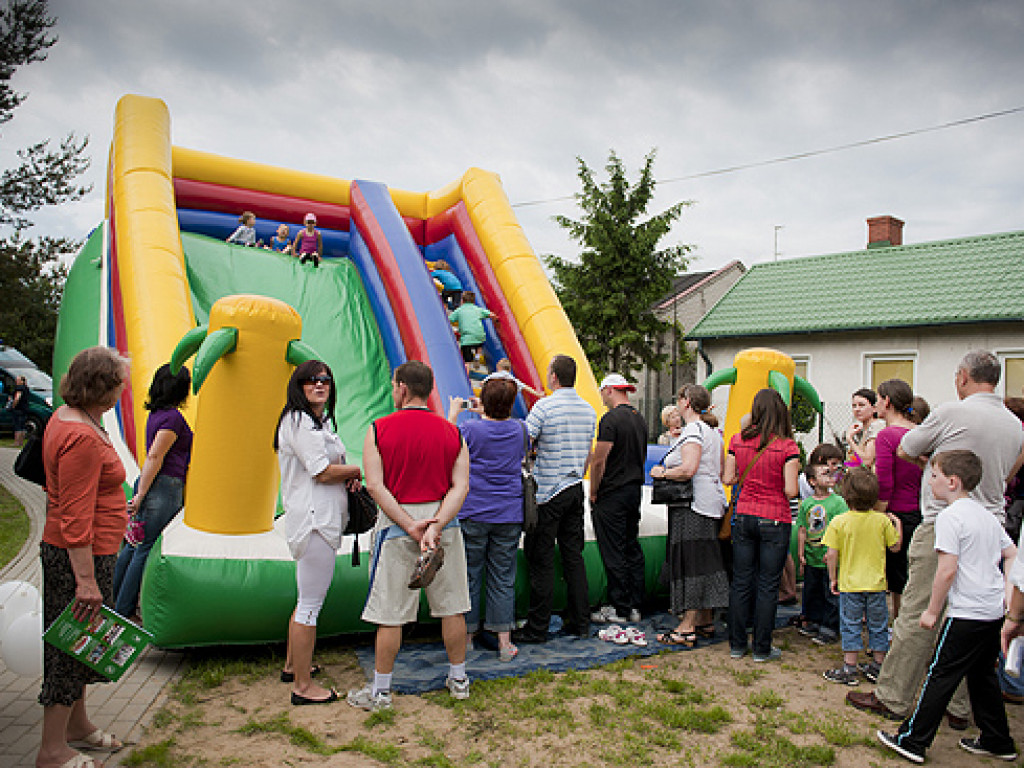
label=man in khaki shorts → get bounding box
[347,361,471,711]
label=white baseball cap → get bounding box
[599,373,636,392]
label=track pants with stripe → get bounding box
[895,617,1015,756]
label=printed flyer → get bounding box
[42,603,154,682]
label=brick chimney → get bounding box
[866,215,904,248]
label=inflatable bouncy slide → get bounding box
[54,94,685,648]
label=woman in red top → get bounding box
[722,388,800,662]
[37,347,129,768]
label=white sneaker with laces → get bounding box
[346,684,392,711]
[591,605,630,623]
[628,608,642,623]
[446,676,470,700]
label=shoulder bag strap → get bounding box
[733,437,777,492]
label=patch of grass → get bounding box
[364,706,396,728]
[0,485,29,569]
[339,734,403,764]
[723,724,835,768]
[237,712,337,755]
[150,708,175,729]
[730,667,767,687]
[748,688,786,710]
[121,738,177,767]
[647,702,733,733]
[660,677,708,704]
[172,651,280,704]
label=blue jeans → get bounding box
[113,474,184,616]
[461,518,522,633]
[728,514,791,656]
[839,591,889,653]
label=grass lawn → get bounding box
[0,484,30,569]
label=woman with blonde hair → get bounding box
[37,346,130,768]
[650,384,728,646]
[657,404,682,446]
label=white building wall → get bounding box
[696,322,1022,451]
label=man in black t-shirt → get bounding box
[589,373,649,624]
[9,375,30,447]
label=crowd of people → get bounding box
[29,345,1024,767]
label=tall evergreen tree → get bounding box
[0,0,88,369]
[545,149,691,377]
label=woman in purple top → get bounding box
[113,364,193,619]
[874,378,928,620]
[447,376,524,661]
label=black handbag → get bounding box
[343,485,378,566]
[520,422,538,532]
[650,436,693,504]
[13,430,45,486]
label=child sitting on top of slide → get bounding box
[227,211,258,246]
[293,213,323,267]
[268,223,292,254]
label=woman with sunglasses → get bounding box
[274,361,362,705]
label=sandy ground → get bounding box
[121,619,1024,768]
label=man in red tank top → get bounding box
[347,361,472,711]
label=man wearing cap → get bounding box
[512,354,596,644]
[590,373,649,624]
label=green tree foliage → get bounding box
[1,0,91,230]
[545,150,691,377]
[0,235,70,371]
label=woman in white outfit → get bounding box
[274,360,362,705]
[650,384,729,646]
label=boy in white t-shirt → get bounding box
[878,450,1017,764]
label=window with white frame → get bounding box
[997,351,1024,398]
[790,355,810,382]
[864,352,916,390]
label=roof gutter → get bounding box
[687,316,1024,342]
[697,340,713,378]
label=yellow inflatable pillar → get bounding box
[720,348,795,449]
[183,295,302,534]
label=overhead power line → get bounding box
[510,105,1024,209]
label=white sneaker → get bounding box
[446,676,470,700]
[591,605,630,623]
[346,684,392,711]
[628,608,642,623]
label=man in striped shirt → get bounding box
[513,354,597,644]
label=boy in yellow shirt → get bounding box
[821,468,901,685]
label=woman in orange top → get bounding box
[37,346,129,768]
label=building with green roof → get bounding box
[687,217,1024,441]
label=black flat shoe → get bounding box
[280,664,323,683]
[291,688,339,706]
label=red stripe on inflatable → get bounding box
[106,200,137,459]
[350,184,442,414]
[450,202,544,405]
[423,208,454,245]
[173,178,351,231]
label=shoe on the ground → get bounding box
[811,629,838,645]
[857,661,881,683]
[752,647,782,663]
[446,676,470,700]
[628,608,642,623]
[877,730,924,764]
[1003,690,1024,705]
[591,605,631,624]
[560,622,591,638]
[823,665,860,686]
[946,712,970,731]
[346,684,392,711]
[511,627,547,644]
[846,690,902,720]
[797,621,820,638]
[958,737,1017,761]
[729,646,747,659]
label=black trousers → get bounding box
[591,483,645,614]
[802,565,839,631]
[895,617,1015,755]
[522,483,590,634]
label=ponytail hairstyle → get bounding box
[909,396,930,425]
[678,384,718,428]
[740,388,793,448]
[876,379,913,420]
[273,360,337,451]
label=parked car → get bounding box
[0,345,53,436]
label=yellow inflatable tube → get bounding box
[111,95,197,459]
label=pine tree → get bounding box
[545,150,691,377]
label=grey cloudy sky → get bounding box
[5,0,1024,274]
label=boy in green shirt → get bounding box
[796,461,848,645]
[448,291,496,370]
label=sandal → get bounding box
[498,644,519,663]
[623,627,648,647]
[57,754,101,768]
[280,664,323,683]
[598,625,628,644]
[408,545,445,589]
[657,630,697,647]
[69,727,124,752]
[695,623,716,639]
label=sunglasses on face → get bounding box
[302,375,332,386]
